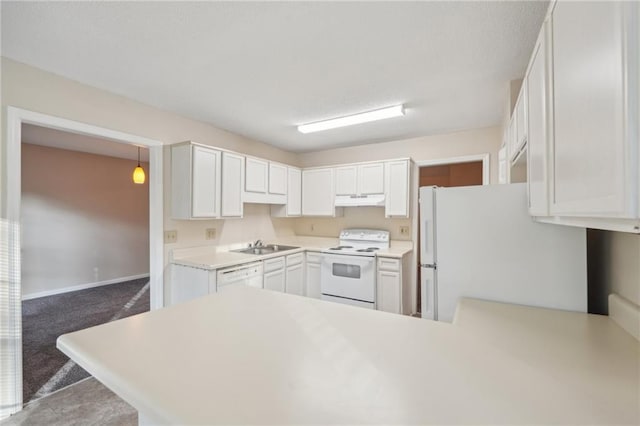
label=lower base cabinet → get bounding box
[285,264,304,295]
[170,265,216,306]
[305,252,322,298]
[264,269,285,292]
[376,257,402,314]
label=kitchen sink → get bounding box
[232,244,299,255]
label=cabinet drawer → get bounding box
[306,252,323,264]
[377,257,400,271]
[263,256,285,273]
[286,252,304,266]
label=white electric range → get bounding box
[320,229,390,309]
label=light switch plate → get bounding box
[164,230,178,244]
[400,226,410,236]
[205,228,216,240]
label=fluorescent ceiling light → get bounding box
[298,105,405,134]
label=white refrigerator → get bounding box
[420,183,587,322]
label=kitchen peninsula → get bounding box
[57,286,640,425]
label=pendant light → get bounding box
[133,147,146,184]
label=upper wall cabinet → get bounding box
[221,152,244,218]
[526,19,550,217]
[385,160,410,218]
[244,157,287,204]
[302,168,342,217]
[526,1,639,233]
[171,142,222,219]
[271,167,302,218]
[550,1,637,219]
[335,163,385,196]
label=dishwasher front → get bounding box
[215,261,263,292]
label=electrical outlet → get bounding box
[205,228,217,240]
[310,224,315,232]
[164,230,178,244]
[400,226,410,236]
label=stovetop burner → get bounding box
[329,245,354,250]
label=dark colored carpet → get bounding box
[22,278,150,403]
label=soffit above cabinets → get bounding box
[2,1,548,153]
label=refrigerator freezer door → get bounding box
[421,266,436,320]
[419,187,436,267]
[434,183,587,322]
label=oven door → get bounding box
[320,253,375,303]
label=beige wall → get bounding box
[295,208,411,241]
[0,58,299,268]
[298,126,502,183]
[21,143,150,297]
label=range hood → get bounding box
[334,194,386,207]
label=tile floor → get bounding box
[1,378,136,426]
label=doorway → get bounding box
[20,125,152,402]
[3,107,163,418]
[416,160,484,314]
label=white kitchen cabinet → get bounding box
[263,256,285,292]
[170,264,216,305]
[171,142,222,219]
[359,163,385,195]
[302,168,341,216]
[512,88,528,162]
[305,252,322,298]
[285,261,304,296]
[245,157,268,194]
[269,163,287,195]
[221,152,244,218]
[271,167,302,217]
[376,257,401,314]
[549,0,637,219]
[526,20,550,216]
[385,160,410,218]
[335,166,358,196]
[335,163,384,196]
[498,144,508,184]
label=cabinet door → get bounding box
[245,158,268,194]
[516,88,528,153]
[285,264,304,296]
[305,262,321,298]
[527,25,549,216]
[269,163,287,195]
[302,168,335,216]
[221,152,244,217]
[385,160,410,217]
[498,145,508,184]
[508,116,518,163]
[335,166,358,196]
[551,1,630,217]
[377,270,401,314]
[264,269,285,292]
[358,163,385,195]
[287,168,302,216]
[191,146,221,218]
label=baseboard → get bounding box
[22,273,150,301]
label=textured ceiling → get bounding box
[2,1,548,153]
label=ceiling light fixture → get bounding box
[297,104,405,134]
[133,147,146,184]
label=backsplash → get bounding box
[293,207,412,241]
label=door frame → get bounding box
[410,153,490,314]
[3,106,164,418]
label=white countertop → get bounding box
[171,236,413,270]
[57,288,640,425]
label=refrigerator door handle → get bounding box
[421,263,437,269]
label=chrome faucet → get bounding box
[251,239,263,248]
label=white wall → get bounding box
[21,143,150,298]
[604,232,640,307]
